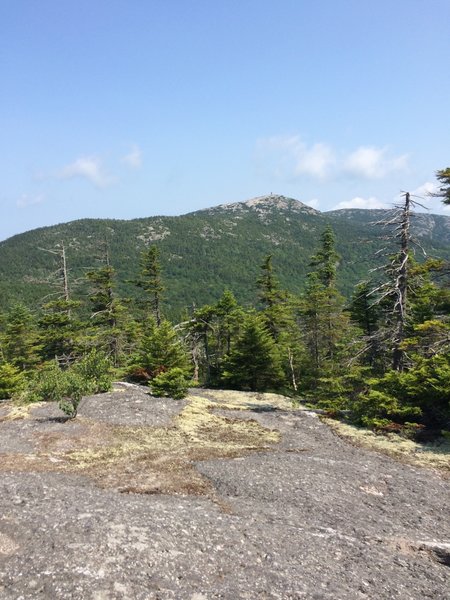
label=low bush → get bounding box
[15,350,114,418]
[150,367,190,400]
[71,349,113,393]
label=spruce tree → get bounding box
[215,289,242,356]
[257,255,290,339]
[300,227,349,377]
[38,298,82,364]
[349,281,382,368]
[309,225,339,288]
[222,314,284,391]
[140,318,190,378]
[136,245,164,326]
[1,304,40,371]
[431,167,450,205]
[85,244,130,366]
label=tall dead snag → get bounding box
[391,192,410,371]
[39,241,71,303]
[371,192,426,371]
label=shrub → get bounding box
[27,362,67,403]
[16,351,113,418]
[349,387,422,429]
[71,349,113,393]
[150,367,190,399]
[348,354,450,434]
[58,371,86,418]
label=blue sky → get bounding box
[1,0,449,240]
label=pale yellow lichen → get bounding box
[326,419,450,472]
[68,392,280,471]
[1,402,44,421]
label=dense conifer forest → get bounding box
[0,186,449,437]
[1,195,449,317]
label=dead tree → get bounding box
[370,192,427,371]
[39,241,71,304]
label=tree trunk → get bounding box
[392,192,410,371]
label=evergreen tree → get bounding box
[85,245,130,365]
[257,255,290,339]
[222,314,284,391]
[0,363,27,399]
[431,166,450,205]
[215,289,242,357]
[139,318,190,378]
[38,298,82,364]
[1,304,40,371]
[309,225,339,288]
[136,245,164,325]
[36,240,83,364]
[350,281,380,338]
[300,227,350,379]
[186,303,217,385]
[349,281,382,368]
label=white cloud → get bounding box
[296,143,335,178]
[344,146,408,179]
[332,196,389,210]
[406,181,450,214]
[256,136,408,182]
[307,198,320,209]
[57,156,114,188]
[122,144,142,169]
[410,181,439,198]
[17,193,45,208]
[256,135,335,179]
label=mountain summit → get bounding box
[198,194,319,216]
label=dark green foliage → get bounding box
[0,195,448,436]
[38,299,82,363]
[349,281,380,338]
[151,367,190,399]
[58,371,87,418]
[182,290,244,386]
[1,304,40,370]
[432,167,450,205]
[18,352,113,418]
[312,366,372,413]
[397,354,450,429]
[0,363,27,399]
[139,318,190,379]
[70,349,113,394]
[24,362,68,404]
[84,253,133,365]
[135,245,164,325]
[299,228,351,379]
[347,354,450,433]
[214,289,243,357]
[309,225,339,288]
[257,255,292,340]
[257,255,284,308]
[349,281,383,369]
[222,314,284,391]
[1,199,449,319]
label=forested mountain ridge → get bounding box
[1,194,449,317]
[326,207,450,244]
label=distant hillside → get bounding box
[1,194,449,317]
